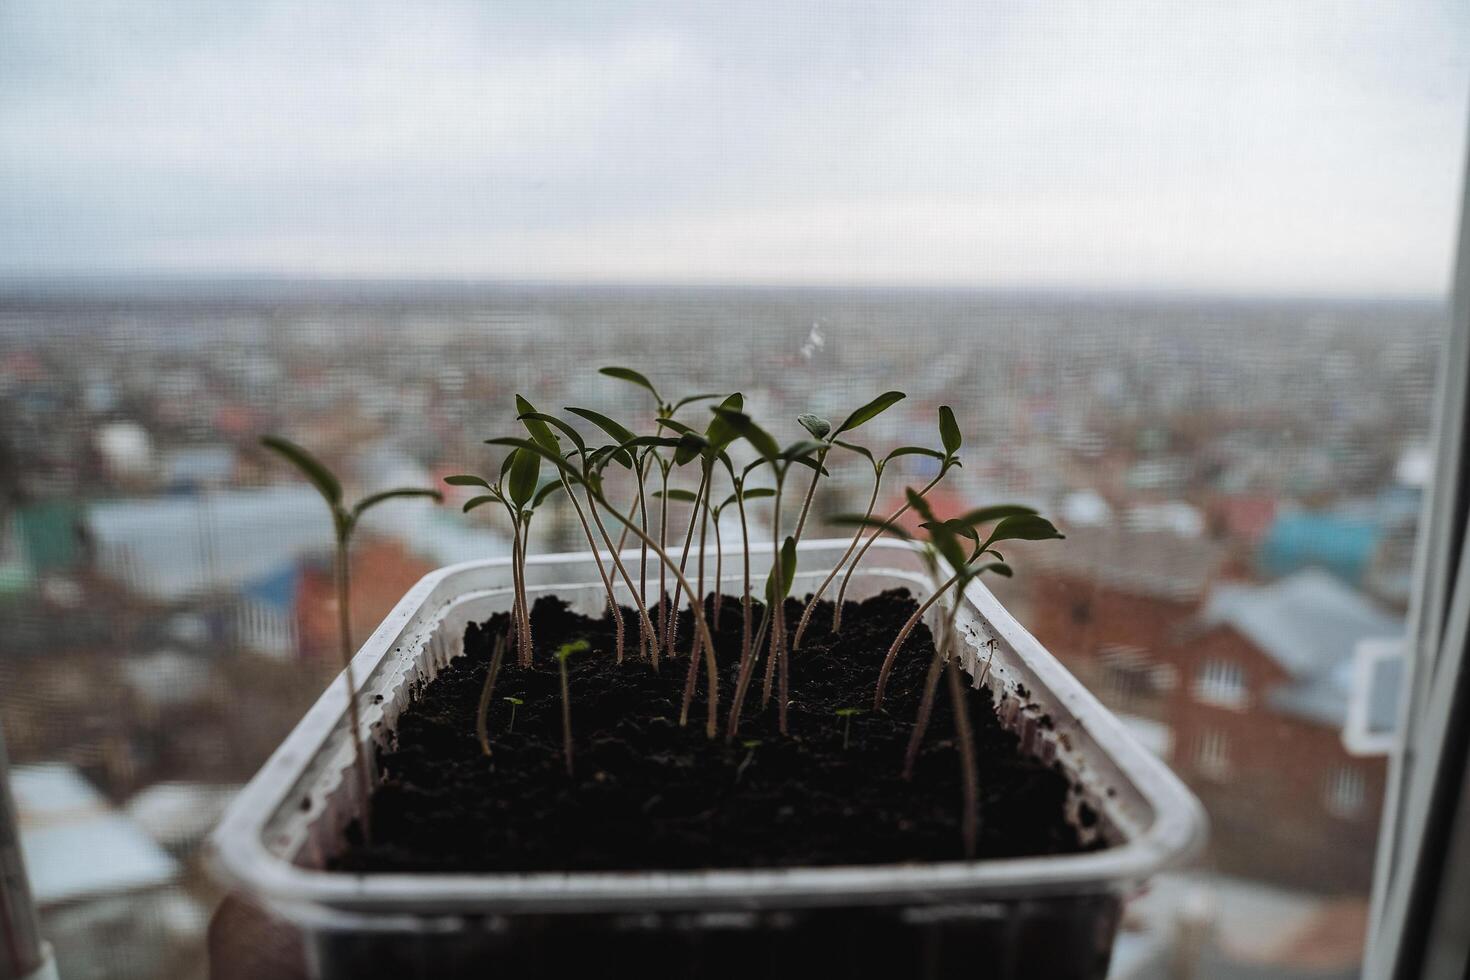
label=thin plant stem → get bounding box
[902,597,964,780]
[475,633,507,756]
[335,538,373,843]
[669,466,709,661]
[874,570,961,710]
[792,469,881,650]
[760,480,784,708]
[712,510,724,626]
[658,465,671,661]
[636,457,651,661]
[600,504,722,739]
[725,492,757,741]
[559,653,574,777]
[561,474,623,660]
[583,481,656,666]
[833,470,946,632]
[678,461,716,726]
[946,648,981,858]
[789,445,829,543]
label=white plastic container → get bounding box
[209,540,1206,979]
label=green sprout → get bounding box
[447,440,564,665]
[830,405,965,632]
[834,706,865,750]
[502,696,524,733]
[554,639,590,777]
[487,433,725,739]
[734,737,762,784]
[711,404,831,739]
[513,395,636,661]
[259,435,442,842]
[790,439,945,651]
[599,368,723,662]
[475,632,508,757]
[857,493,1063,858]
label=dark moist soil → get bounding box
[334,589,1096,873]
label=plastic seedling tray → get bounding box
[209,539,1205,980]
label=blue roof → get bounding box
[1258,512,1379,585]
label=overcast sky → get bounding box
[1,1,1467,295]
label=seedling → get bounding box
[831,406,965,632]
[654,396,746,726]
[513,395,634,661]
[475,633,508,757]
[513,406,663,666]
[502,696,524,733]
[554,639,590,777]
[448,443,564,664]
[259,435,442,842]
[599,367,723,656]
[711,405,828,738]
[834,706,864,750]
[487,434,725,739]
[790,438,945,650]
[865,497,1061,857]
[734,737,762,783]
[834,489,1049,710]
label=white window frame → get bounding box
[1365,102,1470,980]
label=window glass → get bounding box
[1,2,1467,978]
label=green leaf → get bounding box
[739,487,776,501]
[654,488,701,504]
[922,520,969,574]
[485,438,582,484]
[710,406,780,461]
[260,436,341,506]
[565,407,637,448]
[554,638,591,663]
[705,393,745,450]
[939,405,962,456]
[781,439,827,460]
[517,408,585,455]
[353,487,442,519]
[671,392,723,413]
[797,413,832,440]
[463,494,500,513]
[598,366,662,404]
[673,432,710,467]
[444,474,491,489]
[787,455,831,477]
[884,446,945,463]
[764,535,799,602]
[531,478,566,509]
[656,417,699,437]
[835,391,905,436]
[834,707,864,718]
[921,519,979,546]
[829,513,912,540]
[981,514,1065,548]
[979,562,1013,577]
[515,395,562,454]
[956,504,1037,527]
[905,487,937,524]
[507,448,541,507]
[833,439,875,467]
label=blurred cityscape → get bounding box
[0,282,1445,979]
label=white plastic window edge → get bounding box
[1364,102,1470,980]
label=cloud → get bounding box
[1,0,1467,294]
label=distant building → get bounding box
[1025,532,1402,894]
